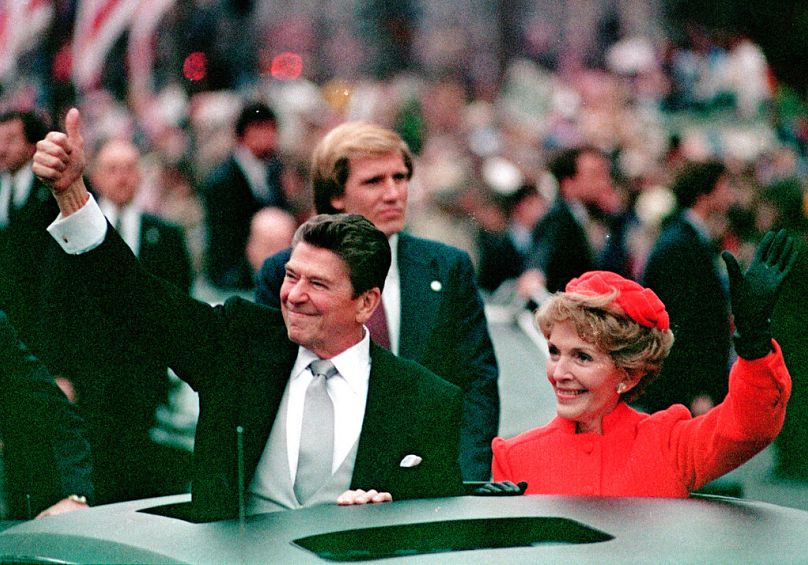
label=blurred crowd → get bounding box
[2,0,808,507]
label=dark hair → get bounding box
[0,110,51,144]
[235,102,277,138]
[292,213,391,296]
[671,160,727,209]
[548,146,604,183]
[499,184,540,216]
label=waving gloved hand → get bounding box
[721,229,798,359]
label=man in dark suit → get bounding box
[47,137,193,504]
[641,161,738,415]
[202,100,288,289]
[0,310,93,519]
[0,111,59,360]
[477,184,547,293]
[34,108,463,521]
[522,146,621,294]
[255,121,499,481]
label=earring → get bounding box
[616,382,627,394]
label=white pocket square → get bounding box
[399,454,422,468]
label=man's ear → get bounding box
[355,288,381,324]
[330,195,346,212]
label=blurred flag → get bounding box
[0,0,54,80]
[127,0,175,98]
[72,0,139,91]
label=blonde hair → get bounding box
[311,121,413,214]
[536,290,674,402]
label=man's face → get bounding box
[705,174,738,216]
[240,121,278,161]
[0,119,35,173]
[91,140,141,207]
[330,152,409,237]
[568,152,616,209]
[280,242,376,358]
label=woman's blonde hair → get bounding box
[536,289,674,402]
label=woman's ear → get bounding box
[617,369,644,395]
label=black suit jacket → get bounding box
[202,155,286,289]
[0,176,60,359]
[528,198,596,293]
[139,212,194,293]
[0,311,93,519]
[44,210,193,503]
[255,232,499,481]
[65,227,463,520]
[476,229,528,292]
[641,214,731,412]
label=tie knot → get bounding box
[309,359,338,380]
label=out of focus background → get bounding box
[2,0,808,511]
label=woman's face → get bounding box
[546,320,628,434]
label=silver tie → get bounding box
[294,359,338,504]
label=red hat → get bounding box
[565,271,670,331]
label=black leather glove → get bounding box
[721,229,798,360]
[471,481,528,496]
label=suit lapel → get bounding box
[238,316,298,487]
[352,344,410,487]
[397,234,441,360]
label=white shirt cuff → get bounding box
[47,194,108,254]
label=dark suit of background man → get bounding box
[521,146,622,295]
[35,108,463,521]
[202,100,288,290]
[0,310,93,520]
[46,138,193,504]
[255,121,500,481]
[0,111,59,361]
[641,160,738,415]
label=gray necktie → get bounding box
[294,359,338,504]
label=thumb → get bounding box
[721,250,743,290]
[64,107,84,147]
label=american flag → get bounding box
[0,0,54,80]
[71,0,140,91]
[127,0,175,98]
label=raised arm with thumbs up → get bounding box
[32,108,89,217]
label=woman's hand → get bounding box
[721,229,798,359]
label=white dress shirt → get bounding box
[0,165,34,227]
[47,193,108,254]
[98,199,142,256]
[233,145,272,203]
[286,336,371,479]
[382,233,401,354]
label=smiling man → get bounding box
[256,121,499,481]
[33,109,463,520]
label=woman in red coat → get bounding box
[492,230,797,497]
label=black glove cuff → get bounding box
[732,330,773,360]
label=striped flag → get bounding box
[127,0,175,98]
[71,0,139,92]
[0,0,54,80]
